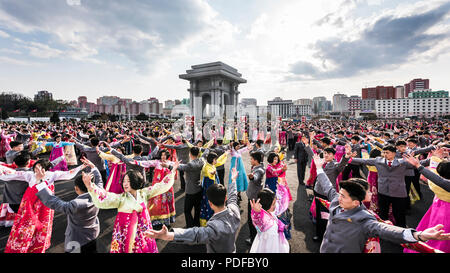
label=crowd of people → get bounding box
[0,118,449,253]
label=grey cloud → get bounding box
[0,0,214,72]
[291,2,450,80]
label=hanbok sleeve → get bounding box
[131,160,161,169]
[142,171,175,200]
[88,183,123,209]
[49,164,85,183]
[214,152,228,167]
[99,151,119,163]
[0,164,17,176]
[251,209,275,233]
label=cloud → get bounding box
[0,29,9,38]
[0,0,232,72]
[289,1,450,81]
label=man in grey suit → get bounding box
[313,154,450,253]
[176,147,205,228]
[145,168,241,253]
[245,151,265,245]
[35,158,103,253]
[348,145,415,227]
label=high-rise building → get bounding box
[78,96,88,108]
[34,90,53,101]
[164,100,175,109]
[395,86,405,99]
[362,86,395,99]
[404,78,429,97]
[347,95,361,115]
[332,93,349,113]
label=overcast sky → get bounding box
[0,0,449,105]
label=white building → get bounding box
[332,93,349,113]
[376,97,450,118]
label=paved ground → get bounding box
[0,150,434,253]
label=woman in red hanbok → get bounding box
[133,149,176,229]
[1,159,88,253]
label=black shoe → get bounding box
[312,236,322,242]
[245,238,253,245]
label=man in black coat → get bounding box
[294,132,309,185]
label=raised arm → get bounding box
[143,163,178,199]
[313,155,339,201]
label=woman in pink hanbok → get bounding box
[44,134,74,171]
[403,153,450,253]
[0,128,17,160]
[85,160,179,253]
[249,180,290,253]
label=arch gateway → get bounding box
[179,62,247,121]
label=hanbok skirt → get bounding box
[229,156,248,192]
[50,146,68,171]
[404,197,450,253]
[105,162,126,194]
[0,203,16,227]
[4,185,55,253]
[110,206,158,253]
[265,176,278,194]
[200,176,217,227]
[250,224,289,253]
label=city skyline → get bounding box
[0,0,450,103]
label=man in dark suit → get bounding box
[294,133,309,185]
[35,159,103,253]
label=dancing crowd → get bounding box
[0,118,449,253]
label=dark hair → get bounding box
[257,188,276,211]
[349,178,369,191]
[250,151,263,163]
[382,145,397,153]
[384,133,391,138]
[122,170,145,190]
[190,147,200,157]
[216,139,223,145]
[232,141,240,150]
[33,159,52,171]
[351,136,360,141]
[267,152,279,164]
[206,152,218,164]
[256,139,264,147]
[407,138,418,144]
[13,152,30,168]
[132,144,143,155]
[74,175,88,193]
[206,184,227,207]
[321,137,331,145]
[90,137,100,147]
[436,160,450,180]
[395,140,407,147]
[369,149,381,158]
[155,149,170,160]
[339,180,366,202]
[324,147,336,155]
[9,141,22,149]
